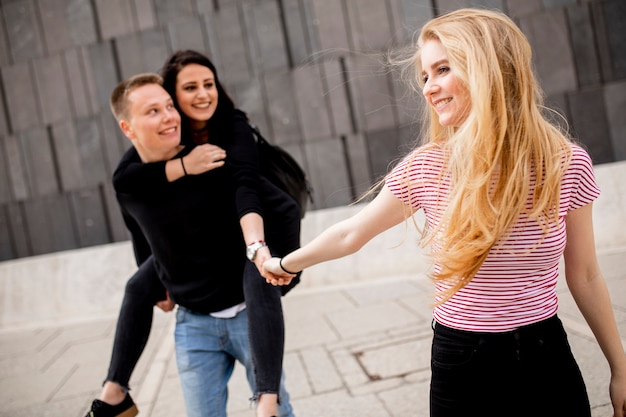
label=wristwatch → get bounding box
[246,240,267,262]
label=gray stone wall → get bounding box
[0,0,624,261]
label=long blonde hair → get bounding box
[403,9,572,301]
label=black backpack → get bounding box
[249,123,313,218]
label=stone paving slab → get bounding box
[0,247,624,417]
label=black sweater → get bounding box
[115,144,246,313]
[114,111,302,312]
[114,111,262,313]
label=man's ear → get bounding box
[119,119,135,141]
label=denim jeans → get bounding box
[104,256,293,397]
[105,177,301,398]
[247,179,302,396]
[175,306,294,417]
[243,261,286,397]
[104,257,296,400]
[430,315,590,417]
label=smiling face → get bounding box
[420,39,470,128]
[120,83,181,162]
[175,63,219,130]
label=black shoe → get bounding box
[85,394,138,417]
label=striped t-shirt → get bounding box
[385,144,600,332]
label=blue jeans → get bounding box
[430,315,590,417]
[174,306,294,417]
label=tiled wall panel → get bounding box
[346,0,395,52]
[3,134,29,201]
[292,64,332,141]
[38,0,97,53]
[194,0,215,15]
[308,0,352,54]
[0,206,14,261]
[23,194,76,255]
[166,16,208,54]
[280,0,316,66]
[94,0,136,40]
[590,2,615,83]
[568,88,614,164]
[38,0,73,53]
[567,4,602,88]
[229,78,269,135]
[263,71,301,145]
[303,137,352,208]
[0,136,12,203]
[473,0,505,9]
[153,0,196,24]
[98,112,128,178]
[365,126,412,181]
[604,81,626,161]
[0,83,9,136]
[344,132,373,197]
[206,4,252,84]
[66,0,99,45]
[0,0,623,260]
[33,54,73,125]
[603,0,626,80]
[68,186,110,247]
[437,0,505,13]
[365,126,416,180]
[74,116,108,186]
[243,1,289,73]
[133,0,157,31]
[50,117,108,193]
[505,0,542,18]
[19,128,58,197]
[346,54,397,133]
[0,8,12,66]
[321,59,353,137]
[2,62,41,131]
[388,67,425,128]
[391,0,433,42]
[63,48,96,119]
[520,9,577,95]
[543,0,577,7]
[51,121,84,191]
[5,203,30,258]
[84,42,121,112]
[101,181,129,243]
[115,28,169,78]
[543,0,576,8]
[3,0,43,63]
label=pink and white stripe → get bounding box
[386,144,600,332]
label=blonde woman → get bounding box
[262,8,626,417]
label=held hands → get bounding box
[262,257,297,286]
[253,246,296,286]
[182,144,226,175]
[252,245,272,275]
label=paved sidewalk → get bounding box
[1,247,625,417]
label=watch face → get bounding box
[247,241,265,261]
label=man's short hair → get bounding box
[110,72,164,122]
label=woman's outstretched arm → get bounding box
[263,185,410,284]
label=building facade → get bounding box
[0,0,624,260]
